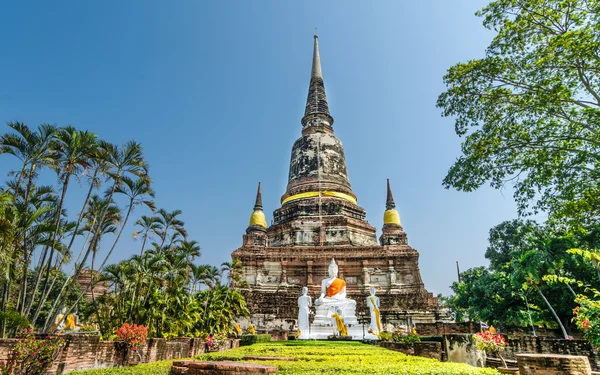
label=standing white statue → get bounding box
[297,286,312,333]
[366,287,381,334]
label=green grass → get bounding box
[70,341,498,375]
[199,341,499,375]
[70,361,173,375]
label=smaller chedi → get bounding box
[298,259,378,340]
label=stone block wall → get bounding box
[0,335,239,375]
[502,336,599,371]
[415,322,479,336]
[517,353,592,375]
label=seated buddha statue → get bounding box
[313,259,358,326]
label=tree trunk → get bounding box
[106,199,134,264]
[38,172,72,320]
[42,177,119,332]
[536,286,569,339]
[17,164,37,314]
[140,233,148,257]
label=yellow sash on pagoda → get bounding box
[281,191,357,205]
[370,295,382,333]
[327,278,346,297]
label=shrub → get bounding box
[379,331,392,341]
[240,334,271,346]
[0,327,64,375]
[392,329,421,344]
[206,333,228,351]
[574,295,600,349]
[115,323,148,350]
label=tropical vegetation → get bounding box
[437,0,600,348]
[0,122,248,339]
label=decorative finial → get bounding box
[311,34,323,79]
[254,182,263,211]
[386,179,396,210]
[302,34,333,128]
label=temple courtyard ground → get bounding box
[71,341,499,375]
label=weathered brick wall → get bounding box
[517,353,592,375]
[0,335,239,375]
[415,322,479,336]
[501,336,599,371]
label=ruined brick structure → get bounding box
[231,35,444,333]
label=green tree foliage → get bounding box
[0,121,248,338]
[437,0,600,226]
[446,220,598,333]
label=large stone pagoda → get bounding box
[231,35,443,332]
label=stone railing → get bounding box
[0,334,240,375]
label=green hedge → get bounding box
[240,334,272,346]
[197,341,499,374]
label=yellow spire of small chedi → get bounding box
[383,179,401,226]
[248,182,267,230]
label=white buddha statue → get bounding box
[313,259,358,326]
[367,287,381,334]
[297,286,312,334]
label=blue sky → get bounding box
[0,1,519,295]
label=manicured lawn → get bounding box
[71,341,499,375]
[198,341,499,375]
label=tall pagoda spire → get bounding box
[253,182,263,211]
[301,35,334,131]
[386,179,396,210]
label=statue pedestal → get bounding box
[303,323,379,340]
[313,301,359,326]
[300,298,378,340]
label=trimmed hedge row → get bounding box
[240,334,272,346]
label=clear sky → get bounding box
[0,1,518,295]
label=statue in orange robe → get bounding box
[316,259,349,304]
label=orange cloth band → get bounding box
[326,278,346,297]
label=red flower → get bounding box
[582,320,591,330]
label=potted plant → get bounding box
[473,331,514,373]
[115,323,148,364]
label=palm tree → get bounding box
[133,215,161,256]
[34,126,97,314]
[26,143,108,317]
[221,259,247,289]
[0,122,57,197]
[0,123,56,325]
[44,141,147,332]
[40,195,121,331]
[156,209,187,249]
[105,176,155,264]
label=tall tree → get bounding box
[437,0,600,226]
[34,126,97,314]
[156,209,187,249]
[133,215,161,256]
